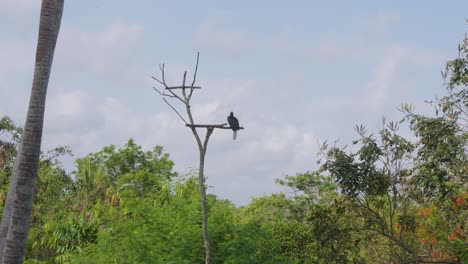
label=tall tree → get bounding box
[0,1,64,262]
[152,54,244,264]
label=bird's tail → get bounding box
[233,131,237,140]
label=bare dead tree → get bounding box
[152,53,243,264]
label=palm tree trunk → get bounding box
[0,1,64,262]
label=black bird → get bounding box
[227,112,240,140]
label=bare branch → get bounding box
[167,89,187,105]
[152,65,188,105]
[189,52,200,100]
[166,86,201,90]
[151,76,167,88]
[181,71,189,102]
[152,84,187,105]
[186,124,245,130]
[183,71,187,87]
[152,86,177,98]
[203,127,214,153]
[152,86,164,95]
[186,123,227,128]
[192,52,200,87]
[162,98,187,124]
[160,63,166,84]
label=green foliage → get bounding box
[53,216,99,263]
[0,116,22,143]
[70,177,237,264]
[410,115,465,198]
[322,135,389,198]
[26,150,75,262]
[79,139,176,183]
[0,116,22,197]
[277,174,364,263]
[313,111,465,262]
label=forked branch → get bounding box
[152,53,223,264]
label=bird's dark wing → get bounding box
[228,116,240,130]
[232,117,239,129]
[228,116,234,127]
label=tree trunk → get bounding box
[197,127,213,264]
[154,59,215,264]
[198,149,211,264]
[0,1,64,262]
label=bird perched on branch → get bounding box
[227,112,240,140]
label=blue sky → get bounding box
[1,1,467,205]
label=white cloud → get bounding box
[204,118,320,204]
[253,125,299,154]
[398,44,448,67]
[48,90,88,119]
[366,47,402,106]
[55,21,144,78]
[192,101,221,123]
